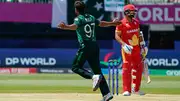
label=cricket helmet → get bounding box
[123,4,137,15]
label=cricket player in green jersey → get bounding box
[58,1,120,101]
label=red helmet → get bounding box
[124,4,137,15]
[124,4,137,11]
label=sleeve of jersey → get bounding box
[115,25,123,33]
[95,19,100,26]
[136,19,140,27]
[73,18,80,27]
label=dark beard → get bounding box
[128,14,135,18]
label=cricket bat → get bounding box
[143,59,151,84]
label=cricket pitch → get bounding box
[0,93,179,101]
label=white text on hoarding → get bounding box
[5,57,56,66]
[146,58,179,66]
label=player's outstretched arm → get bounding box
[99,21,121,27]
[58,22,78,30]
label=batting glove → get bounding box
[141,46,148,59]
[122,43,133,54]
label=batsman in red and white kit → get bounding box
[115,4,147,96]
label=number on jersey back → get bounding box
[73,14,100,46]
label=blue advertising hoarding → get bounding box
[0,40,180,69]
[0,48,112,68]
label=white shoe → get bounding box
[101,92,113,101]
[92,75,102,91]
[122,91,131,96]
[133,91,145,96]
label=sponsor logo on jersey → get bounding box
[127,28,139,33]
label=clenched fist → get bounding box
[113,18,121,25]
[58,22,65,29]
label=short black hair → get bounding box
[74,1,85,14]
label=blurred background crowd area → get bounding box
[0,0,179,4]
[0,0,52,3]
[0,0,178,49]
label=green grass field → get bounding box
[0,74,179,94]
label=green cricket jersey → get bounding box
[73,14,100,47]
